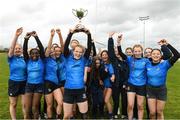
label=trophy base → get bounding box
[75,24,86,32]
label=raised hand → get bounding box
[56,28,61,35]
[158,39,168,46]
[50,29,55,37]
[31,31,37,37]
[117,34,123,44]
[24,32,31,39]
[82,27,90,34]
[109,32,115,38]
[15,27,23,37]
[69,27,77,33]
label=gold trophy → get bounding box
[72,8,88,32]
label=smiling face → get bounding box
[151,49,162,63]
[73,45,83,60]
[14,44,23,56]
[101,51,109,63]
[125,48,133,56]
[30,49,40,61]
[144,48,152,58]
[133,45,143,58]
[54,47,62,58]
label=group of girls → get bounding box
[8,27,180,120]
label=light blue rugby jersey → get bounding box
[64,53,87,89]
[146,60,171,86]
[103,63,114,88]
[127,56,149,86]
[27,58,44,84]
[57,54,66,82]
[8,56,26,81]
[44,57,59,84]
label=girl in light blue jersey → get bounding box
[8,27,26,119]
[23,31,45,119]
[100,50,115,119]
[44,28,64,119]
[63,27,92,119]
[118,37,148,119]
[146,39,180,119]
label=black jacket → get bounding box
[108,37,129,87]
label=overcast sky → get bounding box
[0,0,180,51]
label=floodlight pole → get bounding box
[139,16,149,48]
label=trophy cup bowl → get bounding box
[72,8,88,32]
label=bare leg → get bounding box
[9,96,18,119]
[104,88,113,114]
[53,88,63,117]
[127,92,136,120]
[32,93,42,119]
[21,95,26,119]
[24,93,33,119]
[45,93,53,118]
[136,95,145,120]
[63,103,73,119]
[157,100,166,120]
[148,98,156,119]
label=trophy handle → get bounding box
[72,9,77,17]
[83,10,88,17]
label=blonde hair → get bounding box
[74,44,85,53]
[133,44,143,51]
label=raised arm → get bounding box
[31,31,45,59]
[167,43,180,65]
[83,29,92,59]
[8,27,23,57]
[56,29,64,52]
[63,29,74,57]
[117,34,127,60]
[45,29,55,57]
[158,39,172,60]
[23,32,31,61]
[108,32,116,62]
[91,39,97,56]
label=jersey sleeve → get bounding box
[7,56,13,63]
[126,56,132,64]
[108,64,114,76]
[164,60,172,70]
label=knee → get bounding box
[137,104,144,111]
[10,101,17,108]
[104,98,109,104]
[157,110,163,117]
[128,104,134,111]
[57,100,63,106]
[47,105,53,110]
[149,111,156,118]
[46,102,53,108]
[32,104,40,113]
[63,113,71,119]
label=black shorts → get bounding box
[63,88,87,104]
[8,80,26,97]
[25,83,44,94]
[59,80,66,88]
[127,83,146,96]
[44,80,59,95]
[146,85,167,101]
